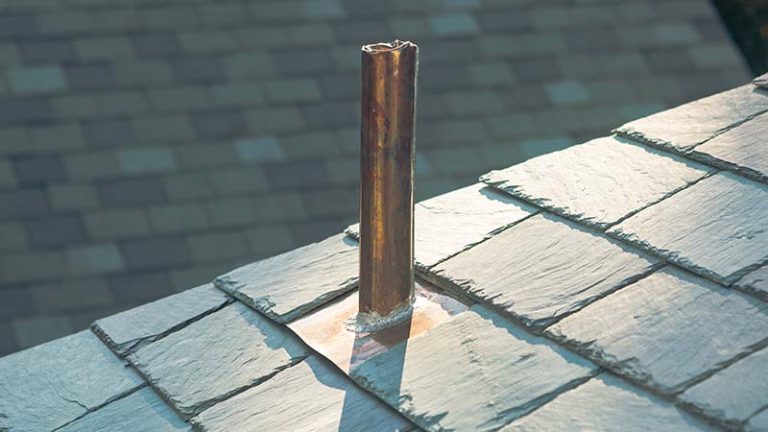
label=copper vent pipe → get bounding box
[358,40,418,325]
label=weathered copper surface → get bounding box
[289,279,467,373]
[359,40,419,319]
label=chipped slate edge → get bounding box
[125,337,310,420]
[91,297,235,357]
[734,270,768,303]
[686,147,768,186]
[214,273,359,324]
[607,225,768,287]
[754,74,768,90]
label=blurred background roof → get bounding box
[0,0,761,356]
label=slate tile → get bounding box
[502,374,713,432]
[0,97,54,125]
[7,66,67,94]
[548,267,768,396]
[172,57,225,84]
[747,410,768,431]
[58,387,190,432]
[680,348,768,429]
[754,73,768,90]
[692,112,768,183]
[19,39,77,63]
[25,214,85,249]
[93,283,231,356]
[351,305,597,431]
[83,118,136,148]
[0,330,143,431]
[191,110,247,138]
[348,183,535,268]
[275,48,334,74]
[215,233,358,323]
[616,84,768,152]
[431,213,659,329]
[0,188,50,218]
[118,147,176,174]
[66,243,125,275]
[0,14,38,37]
[234,136,285,162]
[192,356,411,431]
[84,209,151,240]
[263,159,331,190]
[132,33,182,57]
[481,136,714,229]
[735,266,768,301]
[609,172,768,285]
[129,302,309,417]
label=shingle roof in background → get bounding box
[1,76,766,432]
[0,0,752,355]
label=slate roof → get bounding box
[2,77,767,432]
[0,0,752,357]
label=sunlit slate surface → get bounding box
[0,331,143,432]
[747,410,768,431]
[755,73,768,90]
[610,172,768,285]
[501,375,713,432]
[58,387,190,432]
[351,305,597,431]
[735,266,768,301]
[693,113,768,183]
[93,283,231,356]
[347,183,536,268]
[215,233,358,323]
[480,136,713,228]
[548,267,768,396]
[431,213,659,329]
[129,303,309,417]
[616,85,768,152]
[191,356,413,432]
[680,349,768,429]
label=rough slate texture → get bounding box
[735,266,768,301]
[346,183,536,267]
[129,302,309,417]
[747,409,768,432]
[430,213,659,329]
[501,374,713,432]
[215,233,358,323]
[680,348,768,429]
[58,387,190,432]
[480,136,713,228]
[692,113,768,184]
[0,330,144,432]
[548,267,768,396]
[616,84,768,152]
[351,305,597,431]
[192,356,412,432]
[755,73,768,89]
[92,283,231,356]
[610,172,768,285]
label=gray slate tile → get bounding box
[129,302,309,417]
[610,172,768,285]
[735,266,768,301]
[93,283,232,356]
[58,387,190,432]
[502,374,713,432]
[680,348,768,429]
[692,112,768,183]
[481,136,713,228]
[616,84,768,152]
[0,330,144,432]
[215,233,358,323]
[350,305,598,431]
[431,213,660,329]
[754,73,768,90]
[548,267,768,396]
[192,356,412,432]
[347,183,536,268]
[747,409,768,432]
